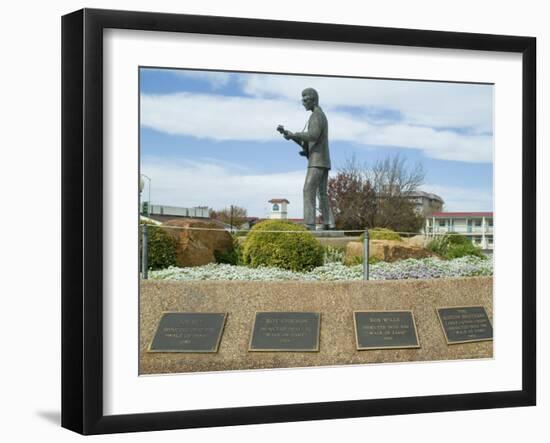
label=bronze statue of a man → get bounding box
[277,88,335,230]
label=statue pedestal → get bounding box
[140,278,493,374]
[310,230,346,238]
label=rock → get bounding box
[346,239,435,263]
[406,235,429,247]
[317,236,361,248]
[345,241,365,264]
[163,218,234,267]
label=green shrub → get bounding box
[444,243,485,259]
[344,255,379,266]
[444,232,472,245]
[426,237,444,255]
[345,255,363,266]
[323,245,346,264]
[427,233,486,260]
[359,227,402,242]
[242,220,323,271]
[140,223,178,270]
[368,256,380,265]
[214,235,243,265]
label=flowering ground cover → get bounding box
[149,256,492,282]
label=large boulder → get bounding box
[163,218,234,267]
[406,235,429,248]
[346,239,435,263]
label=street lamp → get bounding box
[140,174,151,216]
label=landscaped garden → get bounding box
[142,219,492,282]
[149,256,492,281]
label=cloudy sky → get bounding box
[140,68,494,219]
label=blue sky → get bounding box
[140,68,493,218]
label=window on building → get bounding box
[488,219,493,227]
[272,204,279,211]
[438,220,446,227]
[475,220,482,227]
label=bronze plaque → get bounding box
[354,311,420,350]
[249,312,320,352]
[437,306,493,344]
[148,312,227,353]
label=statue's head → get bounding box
[301,88,319,111]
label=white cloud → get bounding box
[142,157,305,218]
[144,68,233,89]
[422,184,493,212]
[141,93,302,142]
[141,91,493,163]
[239,74,493,133]
[149,68,493,133]
[141,158,493,219]
[170,70,233,89]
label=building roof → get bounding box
[268,198,290,204]
[405,190,445,203]
[376,190,444,204]
[251,217,309,223]
[431,212,493,218]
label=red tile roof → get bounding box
[431,212,493,217]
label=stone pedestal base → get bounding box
[310,230,347,238]
[140,277,493,375]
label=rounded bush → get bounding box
[140,223,178,270]
[359,227,402,242]
[241,220,323,271]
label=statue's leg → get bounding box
[318,168,335,229]
[303,167,323,230]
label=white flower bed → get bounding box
[149,256,492,282]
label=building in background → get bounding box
[405,191,444,216]
[146,204,210,223]
[426,212,494,250]
[240,217,260,230]
[268,198,290,220]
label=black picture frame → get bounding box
[61,8,536,435]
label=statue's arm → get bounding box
[287,135,308,157]
[292,113,322,143]
[277,124,308,156]
[288,135,306,148]
[279,128,306,148]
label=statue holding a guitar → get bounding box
[276,124,309,158]
[276,88,335,231]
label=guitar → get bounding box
[276,125,309,158]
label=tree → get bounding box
[370,155,425,233]
[328,154,425,233]
[370,154,425,197]
[327,156,376,230]
[210,205,248,228]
